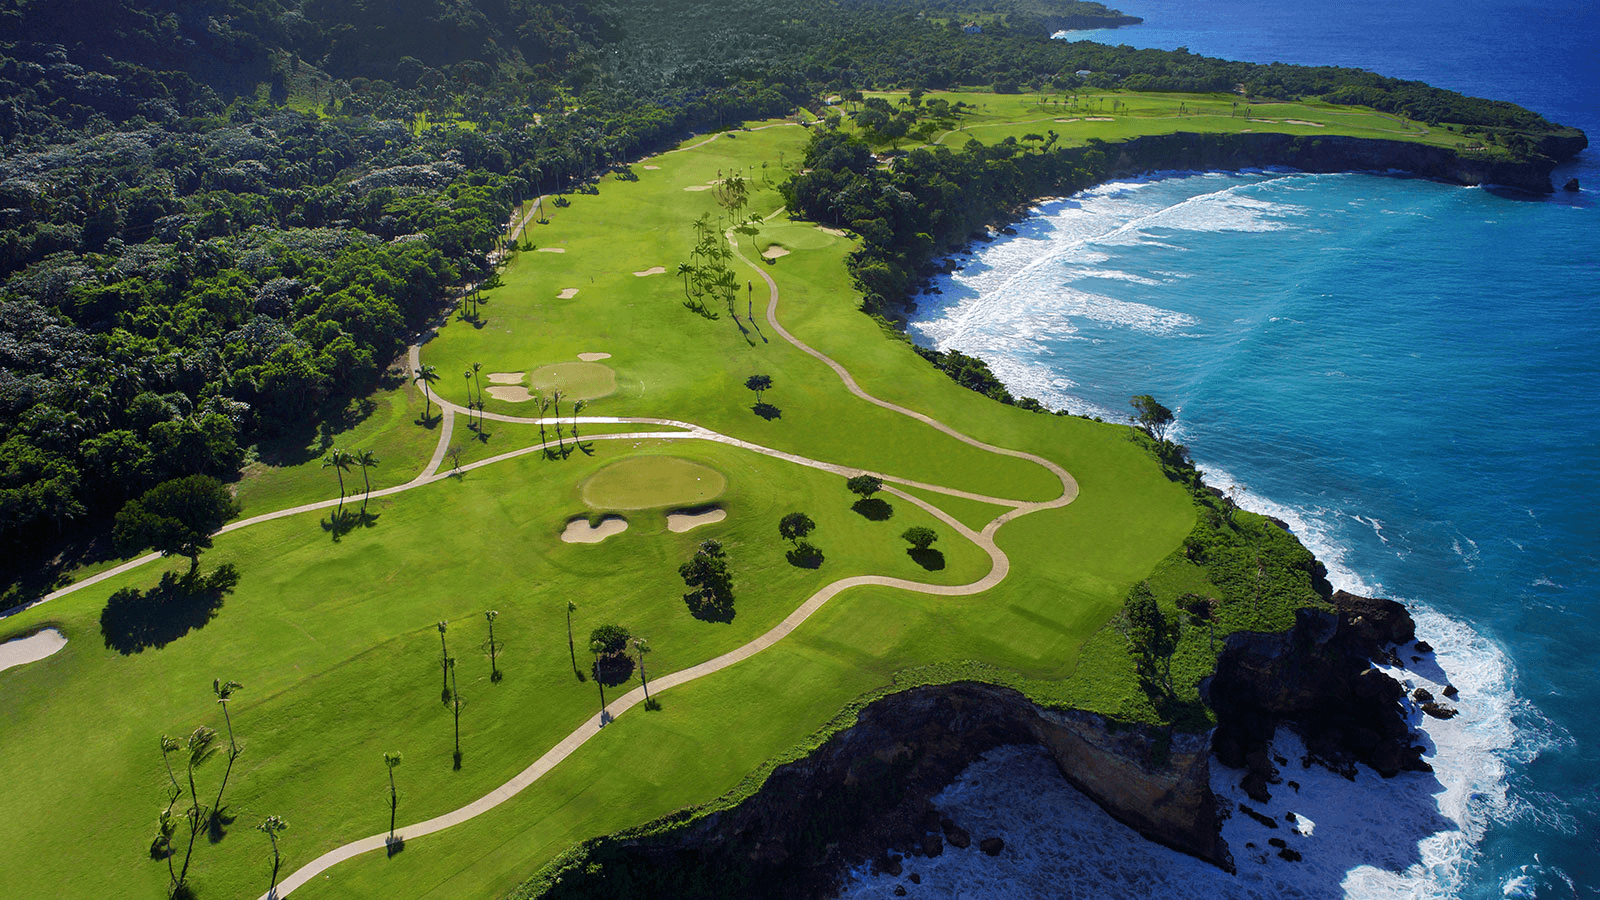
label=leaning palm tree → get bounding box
[676,262,694,302]
[355,450,379,507]
[209,679,244,835]
[414,365,440,423]
[257,815,287,897]
[571,399,587,443]
[322,449,352,514]
[159,734,182,811]
[383,751,403,841]
[535,394,552,450]
[177,726,219,889]
[565,600,580,679]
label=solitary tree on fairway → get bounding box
[680,540,735,621]
[485,610,502,682]
[565,600,581,679]
[437,621,452,703]
[113,476,239,576]
[1130,395,1175,444]
[778,512,816,543]
[846,474,883,500]
[414,365,440,422]
[257,815,287,896]
[901,526,938,551]
[745,374,772,405]
[383,751,403,840]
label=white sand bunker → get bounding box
[487,372,524,385]
[817,226,848,236]
[577,352,611,361]
[538,247,567,253]
[1054,117,1081,123]
[633,266,667,277]
[642,164,661,170]
[762,245,790,260]
[558,288,579,299]
[667,507,726,533]
[561,515,628,544]
[683,184,712,191]
[1085,116,1113,121]
[1282,119,1326,127]
[487,386,534,402]
[0,628,67,675]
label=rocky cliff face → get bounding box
[534,591,1427,898]
[1097,131,1579,193]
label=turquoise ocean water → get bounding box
[880,2,1598,897]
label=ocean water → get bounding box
[847,2,1598,897]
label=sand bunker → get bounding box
[817,226,849,237]
[667,507,727,533]
[1282,119,1325,127]
[683,184,712,191]
[529,361,617,401]
[487,372,524,385]
[538,247,567,253]
[487,386,534,402]
[561,515,628,544]
[0,628,66,675]
[582,456,726,510]
[642,165,661,170]
[1054,117,1081,123]
[762,245,791,260]
[633,266,667,277]
[558,288,579,299]
[577,352,612,362]
[1084,116,1113,121]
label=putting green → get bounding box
[580,456,727,510]
[528,361,617,401]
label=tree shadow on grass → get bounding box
[207,805,237,843]
[908,548,945,571]
[852,498,894,521]
[592,654,636,688]
[686,596,736,624]
[752,402,781,421]
[100,565,239,654]
[786,545,824,569]
[386,836,406,857]
[323,508,381,540]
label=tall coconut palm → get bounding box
[463,371,475,430]
[355,450,380,507]
[550,389,564,450]
[159,734,182,811]
[676,262,693,301]
[322,449,352,514]
[566,600,580,679]
[590,640,608,723]
[414,365,439,423]
[437,621,452,703]
[177,726,219,888]
[257,815,287,897]
[632,637,654,707]
[571,399,587,443]
[535,394,552,449]
[485,610,501,682]
[448,657,462,768]
[209,679,244,835]
[383,751,403,841]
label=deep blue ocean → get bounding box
[896,1,1598,897]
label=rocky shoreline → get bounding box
[528,583,1448,898]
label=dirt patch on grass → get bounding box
[0,628,66,674]
[633,266,667,276]
[561,515,628,544]
[667,506,727,533]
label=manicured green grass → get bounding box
[581,456,727,510]
[1,106,1291,900]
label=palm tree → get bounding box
[485,610,502,682]
[383,751,403,841]
[448,657,462,768]
[676,262,694,302]
[355,450,379,507]
[322,449,352,514]
[571,399,587,444]
[209,678,244,834]
[177,726,219,888]
[632,637,655,709]
[437,621,452,703]
[535,394,552,450]
[414,365,439,424]
[159,734,182,811]
[155,808,178,890]
[463,371,475,431]
[257,815,287,897]
[590,640,608,724]
[566,600,580,679]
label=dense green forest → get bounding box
[0,0,1583,593]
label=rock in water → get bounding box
[978,837,1005,856]
[1563,178,1580,191]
